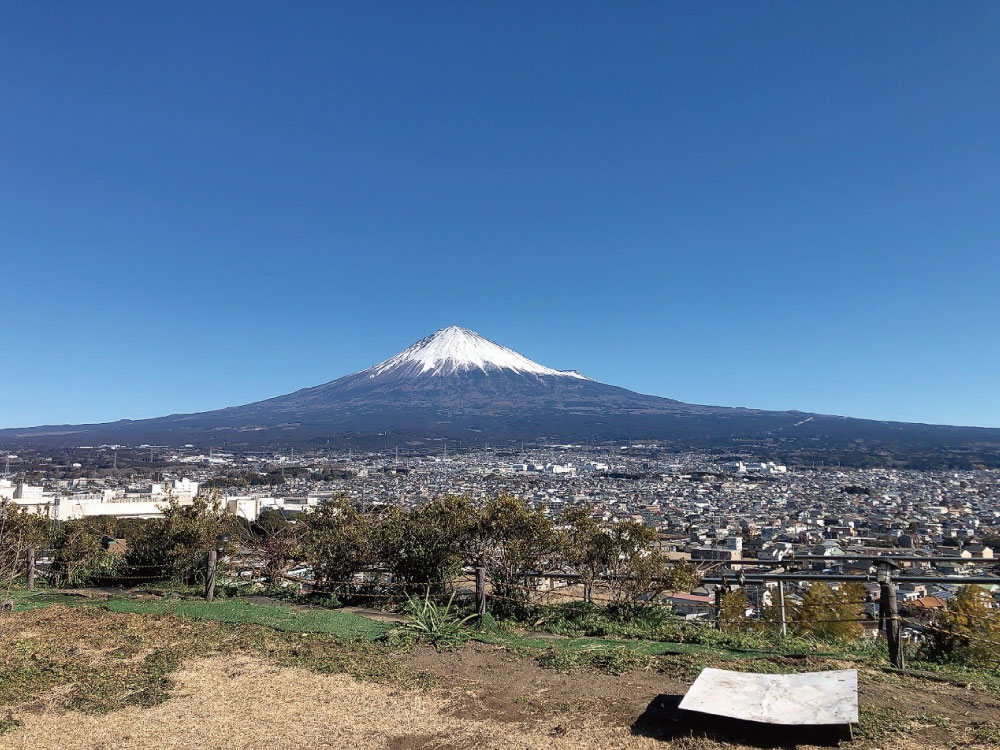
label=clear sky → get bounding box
[2,2,998,429]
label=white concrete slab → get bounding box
[678,667,858,725]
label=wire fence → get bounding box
[10,544,1000,672]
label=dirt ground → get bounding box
[5,653,667,750]
[6,641,1000,750]
[402,643,1000,749]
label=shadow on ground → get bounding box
[631,694,850,748]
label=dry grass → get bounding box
[9,655,989,750]
[8,655,666,750]
[0,605,425,718]
[4,604,1000,750]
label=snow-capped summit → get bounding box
[366,326,590,380]
[9,325,998,467]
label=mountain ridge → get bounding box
[3,326,1000,468]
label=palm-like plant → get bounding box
[397,588,477,649]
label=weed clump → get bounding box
[0,711,22,735]
[972,721,1000,744]
[537,645,651,675]
[857,706,912,741]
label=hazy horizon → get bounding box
[3,323,998,431]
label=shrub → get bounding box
[719,588,752,632]
[49,521,102,586]
[0,501,48,586]
[921,585,1000,666]
[471,494,558,604]
[789,582,866,642]
[243,510,307,585]
[108,493,238,583]
[382,496,476,594]
[302,496,375,591]
[557,505,607,603]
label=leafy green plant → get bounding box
[587,645,652,674]
[309,592,343,608]
[476,611,502,634]
[394,588,477,649]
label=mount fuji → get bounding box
[3,326,999,466]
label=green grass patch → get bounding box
[972,721,1000,744]
[103,597,391,640]
[6,590,102,611]
[904,659,1000,696]
[537,645,653,675]
[470,624,856,680]
[856,706,912,742]
[514,601,877,660]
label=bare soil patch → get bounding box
[403,641,687,728]
[401,642,1000,748]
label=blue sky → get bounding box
[2,2,998,428]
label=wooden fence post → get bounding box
[877,560,904,670]
[778,580,787,637]
[475,566,486,616]
[205,549,218,602]
[26,547,35,590]
[884,581,904,670]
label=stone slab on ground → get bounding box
[678,667,858,725]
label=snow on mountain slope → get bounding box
[365,326,591,379]
[7,324,1000,470]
